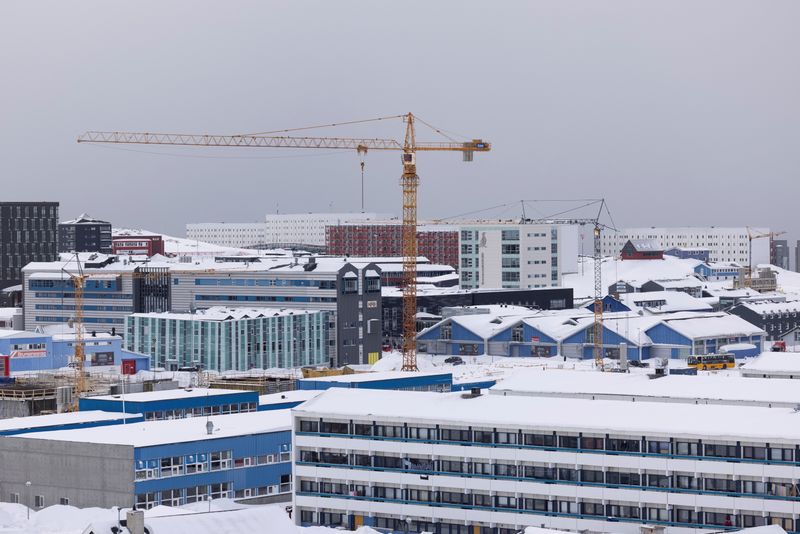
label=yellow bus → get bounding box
[687,353,736,370]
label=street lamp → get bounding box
[25,481,31,520]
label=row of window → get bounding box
[298,486,795,531]
[35,316,124,324]
[298,419,797,462]
[193,278,337,289]
[141,402,258,421]
[194,295,336,303]
[298,450,800,499]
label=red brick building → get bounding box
[326,224,459,269]
[112,234,165,256]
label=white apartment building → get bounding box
[263,213,392,247]
[185,222,266,248]
[294,386,800,534]
[187,213,392,248]
[458,223,578,290]
[602,227,770,265]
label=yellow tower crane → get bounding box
[62,254,88,411]
[78,113,491,371]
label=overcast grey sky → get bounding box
[2,1,798,239]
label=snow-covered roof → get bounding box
[295,388,800,443]
[300,370,451,383]
[741,352,800,374]
[737,300,800,316]
[620,290,712,313]
[0,410,141,432]
[0,329,47,339]
[20,409,290,447]
[61,213,109,225]
[490,369,800,407]
[626,239,662,251]
[258,389,321,406]
[648,277,703,289]
[130,307,322,322]
[662,313,765,339]
[86,387,249,403]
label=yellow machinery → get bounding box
[78,113,490,372]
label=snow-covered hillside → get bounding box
[562,256,702,300]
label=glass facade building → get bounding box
[125,307,331,371]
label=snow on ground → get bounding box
[0,500,377,534]
[762,264,800,294]
[563,255,702,300]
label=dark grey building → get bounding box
[382,286,573,342]
[771,239,790,271]
[58,213,112,254]
[729,300,800,341]
[0,201,59,295]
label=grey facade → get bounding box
[0,202,59,294]
[771,239,790,271]
[0,437,133,509]
[58,213,112,254]
[729,301,800,341]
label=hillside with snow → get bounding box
[113,228,293,257]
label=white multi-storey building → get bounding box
[602,227,770,265]
[187,213,392,249]
[458,223,578,290]
[293,386,800,534]
[185,222,265,249]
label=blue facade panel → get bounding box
[297,373,453,392]
[79,391,259,415]
[645,324,693,346]
[451,323,484,343]
[133,430,291,495]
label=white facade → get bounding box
[293,388,800,534]
[185,222,266,248]
[602,227,770,265]
[186,213,392,248]
[459,223,578,290]
[263,212,391,247]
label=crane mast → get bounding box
[78,113,490,372]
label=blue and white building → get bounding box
[0,410,292,509]
[293,387,800,534]
[296,371,453,392]
[79,388,260,421]
[0,328,149,375]
[417,310,766,360]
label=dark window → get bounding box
[558,468,578,481]
[743,446,767,460]
[524,433,556,447]
[581,502,604,516]
[581,436,604,450]
[441,428,471,442]
[559,435,578,449]
[705,443,738,458]
[319,421,349,434]
[606,471,640,486]
[474,430,493,444]
[647,474,670,488]
[353,423,373,436]
[581,469,604,483]
[705,478,739,492]
[607,437,640,452]
[523,465,555,480]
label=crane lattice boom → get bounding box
[78,113,490,372]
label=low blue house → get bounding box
[0,329,149,375]
[297,371,452,392]
[693,262,741,282]
[79,388,260,420]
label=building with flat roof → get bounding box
[125,307,332,372]
[187,213,392,249]
[326,222,459,269]
[0,410,143,436]
[458,223,578,290]
[22,255,383,366]
[0,409,292,509]
[602,227,768,265]
[740,352,800,379]
[490,369,800,408]
[58,213,112,254]
[293,387,800,533]
[0,202,59,298]
[79,387,260,420]
[296,371,453,392]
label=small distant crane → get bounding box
[745,228,786,287]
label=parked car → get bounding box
[444,356,465,365]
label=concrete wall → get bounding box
[0,437,134,509]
